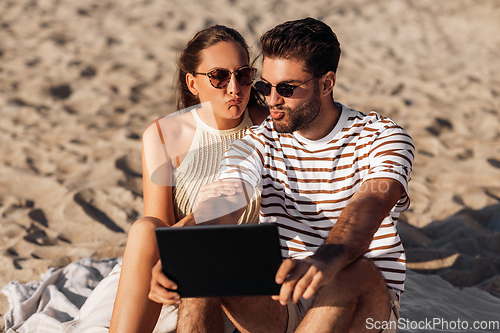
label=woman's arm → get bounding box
[142,120,177,226]
[110,121,178,333]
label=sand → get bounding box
[1,0,500,331]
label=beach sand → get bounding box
[1,0,500,331]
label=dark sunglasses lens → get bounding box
[276,84,294,98]
[235,67,255,86]
[255,81,271,96]
[209,69,231,88]
[254,81,295,97]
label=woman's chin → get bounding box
[225,105,245,118]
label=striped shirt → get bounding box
[218,103,415,292]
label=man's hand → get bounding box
[272,256,337,305]
[193,180,242,211]
[148,260,181,305]
[192,180,253,225]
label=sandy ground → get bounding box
[1,0,500,331]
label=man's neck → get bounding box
[296,100,342,141]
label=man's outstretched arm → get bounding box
[273,177,404,305]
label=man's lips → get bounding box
[270,110,285,120]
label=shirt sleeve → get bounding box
[363,125,415,212]
[218,132,264,188]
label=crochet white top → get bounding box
[172,108,260,224]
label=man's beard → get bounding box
[272,85,322,134]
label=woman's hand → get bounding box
[194,180,242,210]
[148,260,181,305]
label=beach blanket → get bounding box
[1,258,178,333]
[3,259,500,333]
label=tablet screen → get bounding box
[155,223,282,297]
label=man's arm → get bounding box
[274,177,404,305]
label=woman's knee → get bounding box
[129,216,167,236]
[124,216,168,251]
[122,217,167,264]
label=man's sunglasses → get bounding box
[193,66,257,89]
[254,73,324,98]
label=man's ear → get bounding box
[321,71,336,96]
[186,73,199,96]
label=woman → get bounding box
[108,25,268,333]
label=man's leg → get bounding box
[177,296,287,333]
[176,298,224,333]
[222,296,288,333]
[296,258,392,333]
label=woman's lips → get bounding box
[228,98,242,105]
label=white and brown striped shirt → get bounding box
[218,103,415,292]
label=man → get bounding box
[150,17,414,332]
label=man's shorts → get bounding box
[286,288,401,333]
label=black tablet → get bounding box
[155,223,283,298]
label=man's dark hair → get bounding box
[260,17,341,76]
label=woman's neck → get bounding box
[197,107,244,131]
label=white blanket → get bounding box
[4,259,500,333]
[2,258,178,333]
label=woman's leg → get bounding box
[109,216,167,333]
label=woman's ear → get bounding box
[321,71,336,96]
[186,73,199,96]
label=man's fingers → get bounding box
[302,269,325,300]
[275,259,330,305]
[201,181,241,192]
[212,183,242,196]
[277,260,310,306]
[275,259,296,306]
[275,259,295,284]
[291,265,318,303]
[209,187,240,196]
[198,181,242,201]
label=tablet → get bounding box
[155,223,283,298]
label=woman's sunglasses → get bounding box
[254,73,324,98]
[193,66,257,89]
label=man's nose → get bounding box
[268,86,283,107]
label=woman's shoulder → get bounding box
[143,109,196,145]
[248,104,269,126]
